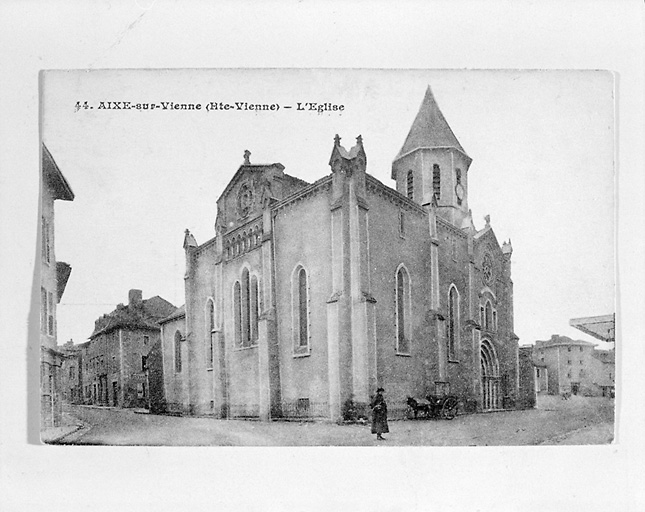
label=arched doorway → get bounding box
[480,339,500,410]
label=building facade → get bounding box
[58,339,84,404]
[41,144,75,428]
[532,334,615,396]
[163,87,520,421]
[82,289,176,408]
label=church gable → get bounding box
[215,152,311,233]
[474,224,508,292]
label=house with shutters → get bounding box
[41,144,75,429]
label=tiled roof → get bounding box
[159,305,186,324]
[90,295,176,338]
[394,86,469,163]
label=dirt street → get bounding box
[55,395,614,446]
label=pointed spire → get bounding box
[394,86,469,162]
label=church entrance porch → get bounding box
[480,339,501,411]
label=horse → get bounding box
[406,397,432,419]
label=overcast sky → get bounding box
[42,69,615,349]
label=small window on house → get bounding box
[399,209,405,238]
[143,335,149,346]
[579,346,583,352]
[568,347,572,352]
[406,170,414,200]
[41,287,47,334]
[433,164,441,200]
[455,168,462,205]
[536,369,540,378]
[174,331,182,373]
[47,292,54,336]
[141,355,147,371]
[42,217,50,263]
[567,360,572,365]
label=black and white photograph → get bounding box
[40,69,615,447]
[2,2,644,511]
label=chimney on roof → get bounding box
[129,289,143,305]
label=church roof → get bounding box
[393,86,470,164]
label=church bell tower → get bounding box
[392,86,472,227]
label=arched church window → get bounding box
[234,281,242,346]
[206,300,215,368]
[396,266,411,355]
[433,164,441,200]
[406,170,414,200]
[250,275,259,343]
[292,266,310,354]
[485,301,493,331]
[242,268,250,346]
[448,286,459,360]
[174,330,182,373]
[298,268,308,347]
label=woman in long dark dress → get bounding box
[370,387,389,440]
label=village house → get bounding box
[41,144,75,428]
[532,334,615,396]
[58,339,84,404]
[82,289,175,408]
[161,86,522,421]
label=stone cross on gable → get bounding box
[244,150,251,165]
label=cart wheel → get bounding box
[441,398,458,420]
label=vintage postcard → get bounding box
[39,69,615,446]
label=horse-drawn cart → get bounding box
[406,381,459,420]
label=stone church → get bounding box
[161,86,520,421]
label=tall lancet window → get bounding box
[241,269,250,346]
[250,275,259,344]
[433,164,441,200]
[174,331,182,373]
[448,286,459,360]
[298,268,308,347]
[395,266,411,355]
[293,266,310,355]
[207,300,215,367]
[406,170,414,200]
[234,281,242,346]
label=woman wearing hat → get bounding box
[370,387,389,441]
